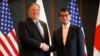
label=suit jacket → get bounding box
[18,18,50,56]
[50,24,84,56]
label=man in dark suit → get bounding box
[50,8,84,56]
[18,3,50,56]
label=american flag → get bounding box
[0,0,19,56]
[67,0,88,56]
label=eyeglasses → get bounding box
[60,14,69,17]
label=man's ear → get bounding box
[69,14,72,20]
[70,14,72,17]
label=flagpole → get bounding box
[51,0,55,56]
[24,0,28,20]
[51,0,54,32]
[23,0,25,20]
[79,0,82,19]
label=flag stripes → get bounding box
[67,0,88,56]
[0,44,9,56]
[0,30,19,56]
[0,0,19,56]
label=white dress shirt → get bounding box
[62,22,70,45]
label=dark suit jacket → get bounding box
[50,24,84,56]
[18,18,50,56]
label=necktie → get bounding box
[63,26,68,46]
[35,21,44,38]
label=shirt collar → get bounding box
[33,19,39,23]
[62,22,70,28]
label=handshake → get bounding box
[40,43,49,52]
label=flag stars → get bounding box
[4,24,7,26]
[76,12,78,15]
[8,16,11,19]
[73,11,75,14]
[71,6,73,9]
[75,20,77,23]
[5,16,7,18]
[8,29,10,31]
[78,25,80,27]
[11,22,13,24]
[68,6,69,8]
[4,27,7,30]
[4,32,7,34]
[1,19,4,21]
[79,17,81,19]
[74,24,77,26]
[1,23,4,25]
[71,2,73,5]
[9,13,11,15]
[6,8,8,10]
[3,3,5,5]
[2,11,4,13]
[0,0,15,36]
[79,21,81,23]
[8,24,11,27]
[72,15,75,18]
[6,11,8,14]
[1,27,3,30]
[74,3,75,6]
[68,0,82,28]
[74,0,76,1]
[70,10,72,13]
[6,4,8,6]
[8,21,10,23]
[2,15,4,17]
[75,16,78,18]
[11,25,13,27]
[77,8,78,11]
[73,7,75,10]
[2,7,5,9]
[5,19,7,22]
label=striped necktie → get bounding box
[35,21,44,38]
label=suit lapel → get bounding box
[39,21,45,39]
[60,24,73,46]
[27,19,43,40]
[58,27,63,46]
[65,25,73,46]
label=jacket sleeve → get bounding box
[49,31,57,52]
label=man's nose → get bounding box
[63,16,67,20]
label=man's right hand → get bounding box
[40,43,49,51]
